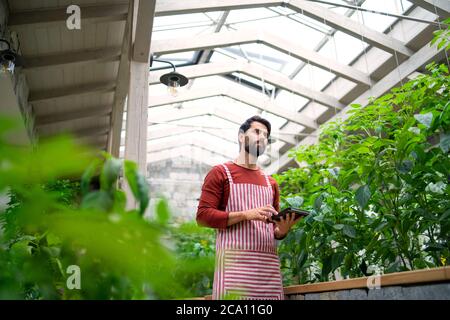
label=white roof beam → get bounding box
[109,1,133,157]
[154,0,413,58]
[151,29,371,86]
[155,0,281,16]
[147,146,228,166]
[148,84,318,130]
[196,11,230,64]
[147,106,216,124]
[149,61,345,109]
[290,0,412,57]
[147,106,239,128]
[408,0,450,20]
[23,47,121,70]
[122,126,237,145]
[38,124,110,139]
[29,81,116,104]
[9,3,128,26]
[150,62,236,83]
[148,135,235,152]
[146,132,277,160]
[75,134,109,149]
[145,106,297,145]
[153,127,237,145]
[35,106,112,126]
[123,0,155,188]
[148,139,234,159]
[147,126,204,142]
[132,0,156,62]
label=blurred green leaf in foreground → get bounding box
[0,116,211,299]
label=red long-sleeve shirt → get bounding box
[196,161,280,229]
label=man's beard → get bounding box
[244,140,266,157]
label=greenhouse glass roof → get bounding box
[116,0,446,173]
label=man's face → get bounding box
[240,122,269,157]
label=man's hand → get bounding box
[271,212,303,239]
[227,205,278,226]
[244,205,278,222]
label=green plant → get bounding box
[431,18,450,51]
[275,62,449,285]
[0,119,205,299]
[169,221,215,297]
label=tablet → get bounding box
[270,207,310,221]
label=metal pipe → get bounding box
[305,0,446,26]
[151,58,177,72]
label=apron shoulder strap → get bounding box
[221,163,233,185]
[262,171,272,190]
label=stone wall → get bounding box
[287,282,450,300]
[146,157,213,222]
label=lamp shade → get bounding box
[159,71,189,87]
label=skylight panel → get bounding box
[293,63,336,92]
[276,90,310,112]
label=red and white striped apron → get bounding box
[212,163,284,300]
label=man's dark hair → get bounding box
[238,115,271,137]
[238,116,271,150]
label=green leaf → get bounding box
[81,159,102,196]
[356,146,371,154]
[313,215,324,222]
[286,196,304,208]
[314,194,323,212]
[374,221,389,232]
[425,243,445,252]
[331,252,345,271]
[321,255,333,280]
[10,239,33,260]
[297,229,307,250]
[408,127,420,135]
[100,157,123,192]
[439,209,450,222]
[386,261,401,273]
[46,232,61,246]
[342,225,356,238]
[414,112,433,129]
[398,160,413,173]
[384,214,397,222]
[297,251,308,269]
[440,132,450,153]
[327,167,340,178]
[81,190,113,212]
[333,224,344,230]
[0,117,21,137]
[28,136,92,185]
[425,181,446,195]
[156,199,170,226]
[124,160,150,215]
[112,190,127,214]
[355,185,371,209]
